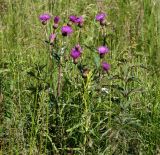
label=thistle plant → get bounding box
[1,1,159,154]
[37,11,112,154]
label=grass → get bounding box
[0,0,160,154]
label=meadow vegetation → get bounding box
[0,0,160,154]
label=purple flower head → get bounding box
[98,46,109,58]
[71,49,81,59]
[96,12,106,22]
[102,62,110,72]
[54,16,60,24]
[98,46,109,54]
[39,13,51,22]
[69,15,77,23]
[75,16,84,27]
[70,45,82,60]
[49,33,56,43]
[75,16,84,24]
[61,25,73,36]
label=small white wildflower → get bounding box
[61,47,65,54]
[46,88,54,93]
[101,87,109,94]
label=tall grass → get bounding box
[0,0,160,154]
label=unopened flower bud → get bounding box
[100,20,106,26]
[78,22,83,28]
[49,33,56,45]
[67,21,72,26]
[54,16,60,24]
[100,53,105,58]
[53,23,59,29]
[82,68,90,78]
[73,59,78,64]
[42,21,47,25]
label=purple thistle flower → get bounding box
[75,16,84,24]
[49,33,56,44]
[61,25,73,36]
[98,46,109,54]
[96,12,106,22]
[69,15,77,23]
[70,45,82,64]
[102,62,110,72]
[71,49,81,59]
[75,16,84,27]
[54,16,60,24]
[39,14,51,24]
[69,15,84,27]
[98,46,109,58]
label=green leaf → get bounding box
[66,123,83,133]
[94,54,100,67]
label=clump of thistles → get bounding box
[96,12,106,26]
[70,44,82,64]
[98,46,109,58]
[69,15,84,27]
[39,12,111,75]
[39,13,51,25]
[61,25,73,36]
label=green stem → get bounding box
[82,75,91,152]
[57,58,62,97]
